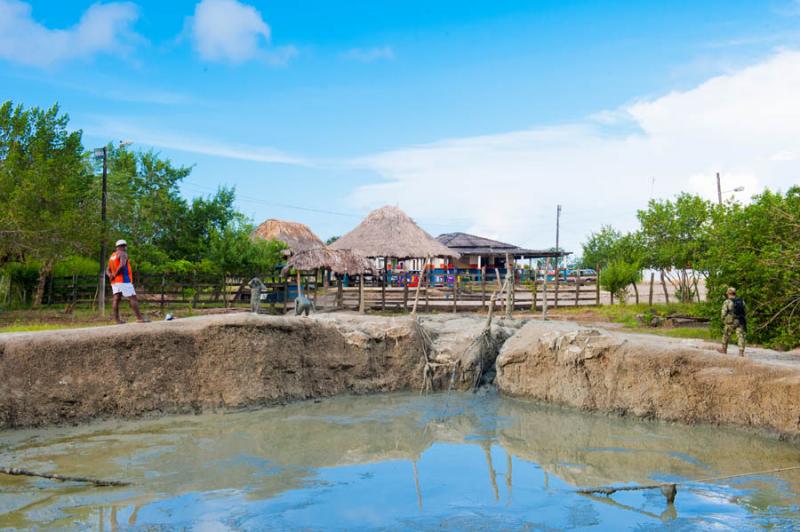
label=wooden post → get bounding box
[648,272,655,306]
[47,274,54,306]
[283,277,289,313]
[574,270,580,306]
[542,258,549,319]
[595,264,601,305]
[452,274,458,313]
[71,273,78,306]
[313,268,319,306]
[336,277,343,309]
[554,257,559,308]
[221,274,228,308]
[296,271,302,297]
[480,266,486,310]
[381,265,386,311]
[403,279,409,312]
[159,274,166,311]
[359,274,365,314]
[270,275,276,313]
[425,268,430,313]
[660,270,670,304]
[505,253,513,318]
[411,257,430,314]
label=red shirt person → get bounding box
[106,239,147,324]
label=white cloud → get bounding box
[190,0,293,64]
[341,46,395,63]
[0,0,140,67]
[347,50,800,253]
[83,118,308,166]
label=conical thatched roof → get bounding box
[252,219,325,255]
[281,248,373,275]
[330,206,459,259]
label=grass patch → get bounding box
[628,327,719,341]
[0,323,91,334]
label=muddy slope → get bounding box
[496,320,800,441]
[0,313,512,429]
[0,314,431,428]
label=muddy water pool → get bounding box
[1,391,799,530]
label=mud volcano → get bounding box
[2,314,800,528]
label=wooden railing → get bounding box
[39,272,601,313]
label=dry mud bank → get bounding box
[496,320,800,441]
[0,314,514,429]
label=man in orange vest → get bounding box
[107,239,147,324]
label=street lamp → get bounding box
[94,140,133,317]
[715,173,743,205]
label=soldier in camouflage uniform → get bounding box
[719,287,746,356]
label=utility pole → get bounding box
[716,172,722,206]
[555,205,561,263]
[554,204,561,308]
[95,146,109,317]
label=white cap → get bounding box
[115,239,127,247]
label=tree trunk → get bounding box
[33,258,54,308]
[661,270,670,304]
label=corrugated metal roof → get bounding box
[435,232,569,258]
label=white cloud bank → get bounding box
[348,49,800,253]
[190,0,296,64]
[0,0,140,67]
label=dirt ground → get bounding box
[497,319,800,441]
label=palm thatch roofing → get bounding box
[436,232,569,258]
[330,206,459,259]
[282,248,373,275]
[252,219,325,255]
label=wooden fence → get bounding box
[41,271,602,314]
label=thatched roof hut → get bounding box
[252,219,325,255]
[330,205,459,259]
[282,248,373,275]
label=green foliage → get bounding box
[702,187,800,349]
[581,227,644,269]
[325,235,340,245]
[0,101,97,303]
[581,225,622,269]
[637,193,713,271]
[53,256,99,276]
[599,260,642,304]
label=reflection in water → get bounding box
[1,391,799,529]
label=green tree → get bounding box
[600,260,643,304]
[703,187,800,349]
[580,225,623,269]
[0,101,96,305]
[637,193,713,303]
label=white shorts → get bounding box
[111,283,136,297]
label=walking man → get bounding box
[719,287,746,356]
[107,239,147,324]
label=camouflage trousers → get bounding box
[722,322,746,354]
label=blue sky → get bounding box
[2,0,800,252]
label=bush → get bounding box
[702,187,800,349]
[600,260,642,304]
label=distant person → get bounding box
[249,277,266,314]
[718,287,746,356]
[294,293,315,316]
[107,240,147,324]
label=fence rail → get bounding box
[38,271,603,313]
